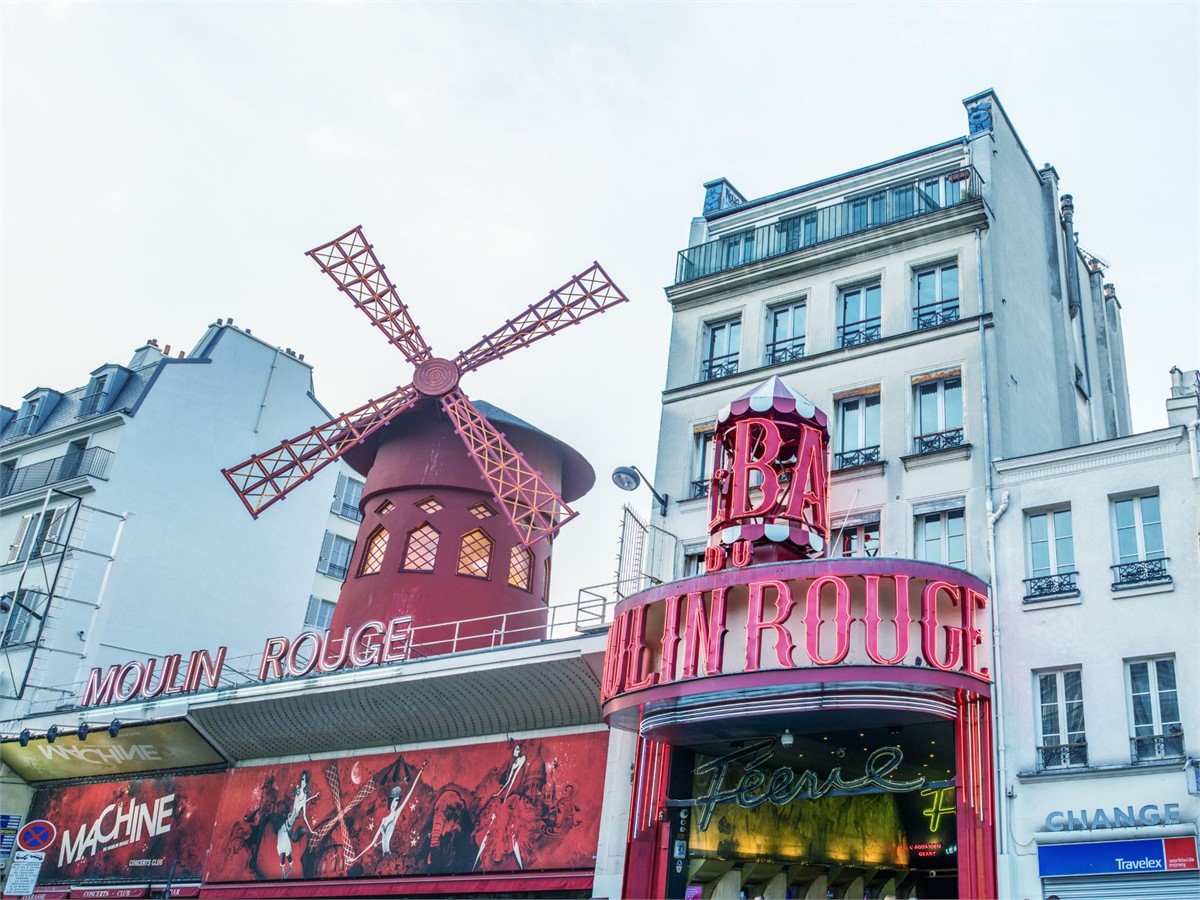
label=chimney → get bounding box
[1166,367,1200,428]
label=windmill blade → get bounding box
[307,227,434,366]
[223,384,420,518]
[454,262,628,374]
[440,390,576,546]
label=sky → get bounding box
[2,1,1197,604]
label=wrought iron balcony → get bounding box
[913,428,964,455]
[1023,571,1079,601]
[913,302,960,331]
[766,338,805,366]
[77,391,111,418]
[332,501,363,523]
[838,318,882,348]
[1131,729,1185,762]
[1036,742,1088,771]
[675,166,984,284]
[691,479,709,499]
[701,353,740,382]
[1,447,114,497]
[1111,557,1171,589]
[834,445,881,470]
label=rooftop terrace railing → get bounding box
[675,166,983,285]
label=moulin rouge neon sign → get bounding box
[79,616,413,708]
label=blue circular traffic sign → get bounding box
[16,819,55,851]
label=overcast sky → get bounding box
[2,1,1197,600]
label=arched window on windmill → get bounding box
[402,523,440,573]
[457,529,493,579]
[508,546,534,591]
[359,526,389,576]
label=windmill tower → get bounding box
[223,227,626,652]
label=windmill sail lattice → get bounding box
[222,226,628,547]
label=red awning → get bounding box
[199,871,593,897]
[28,889,70,900]
[66,888,147,899]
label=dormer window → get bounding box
[11,398,42,436]
[78,374,109,417]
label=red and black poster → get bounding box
[26,771,225,884]
[205,731,607,883]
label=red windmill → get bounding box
[222,226,628,548]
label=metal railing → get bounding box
[834,445,881,470]
[1,447,114,497]
[77,391,111,418]
[838,317,882,348]
[913,428,965,455]
[675,166,984,284]
[691,479,709,499]
[1036,742,1088,771]
[701,353,739,382]
[1112,558,1170,589]
[913,302,961,331]
[766,338,805,366]
[332,501,363,523]
[1023,572,1079,601]
[1131,730,1185,762]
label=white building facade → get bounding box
[0,321,363,725]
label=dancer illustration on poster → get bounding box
[351,761,426,863]
[277,770,318,878]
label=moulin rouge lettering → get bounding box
[601,573,989,703]
[59,793,175,866]
[80,616,413,707]
[689,739,926,831]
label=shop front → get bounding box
[601,378,996,899]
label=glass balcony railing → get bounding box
[675,166,984,285]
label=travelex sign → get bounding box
[79,616,413,708]
[601,559,990,705]
[1038,836,1199,878]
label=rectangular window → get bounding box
[683,550,706,578]
[12,398,41,436]
[1024,509,1077,599]
[721,231,756,269]
[838,283,882,348]
[1111,493,1169,588]
[1127,657,1183,761]
[913,374,963,453]
[702,317,741,381]
[835,393,881,469]
[691,425,716,499]
[304,596,336,630]
[765,300,806,366]
[913,263,960,330]
[6,508,67,565]
[332,473,365,522]
[79,375,109,417]
[915,509,965,567]
[1036,669,1087,769]
[831,521,880,558]
[317,532,355,580]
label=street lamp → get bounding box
[612,465,669,517]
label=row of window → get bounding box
[1023,492,1168,598]
[689,372,964,497]
[317,524,535,590]
[1036,656,1183,770]
[700,261,960,382]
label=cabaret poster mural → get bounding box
[26,771,226,884]
[205,731,606,883]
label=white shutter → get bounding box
[332,473,348,513]
[37,508,67,555]
[317,531,334,574]
[7,514,35,564]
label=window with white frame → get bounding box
[1126,657,1183,761]
[912,373,963,453]
[701,317,741,381]
[691,424,716,499]
[304,596,336,630]
[915,508,965,567]
[838,283,881,348]
[317,532,354,580]
[765,300,806,365]
[721,230,756,269]
[1111,493,1169,588]
[831,520,880,558]
[683,549,706,578]
[913,262,960,330]
[1035,668,1087,769]
[835,392,881,469]
[1024,508,1077,599]
[332,473,364,522]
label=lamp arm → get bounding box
[631,466,669,517]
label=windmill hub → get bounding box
[412,357,460,397]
